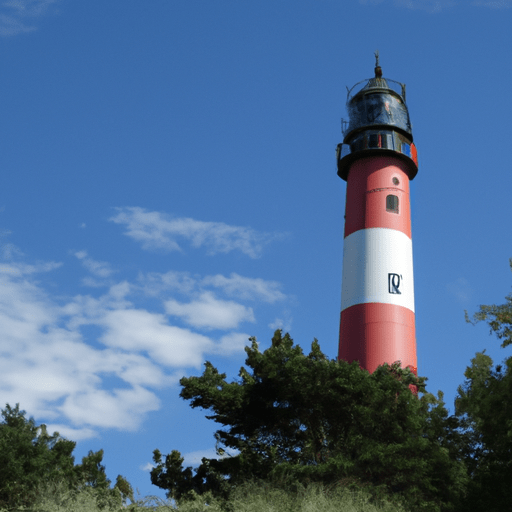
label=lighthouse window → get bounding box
[386,194,399,214]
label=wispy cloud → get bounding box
[359,0,456,12]
[0,0,59,36]
[360,0,511,11]
[394,0,456,12]
[139,270,287,304]
[472,0,512,7]
[0,260,62,275]
[4,0,57,16]
[269,314,293,333]
[139,270,198,296]
[75,250,115,279]
[202,273,286,303]
[110,207,283,259]
[446,277,472,303]
[182,448,223,467]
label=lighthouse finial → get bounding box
[374,50,382,78]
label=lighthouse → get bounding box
[336,54,418,376]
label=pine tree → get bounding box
[152,331,467,511]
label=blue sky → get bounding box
[1,0,512,501]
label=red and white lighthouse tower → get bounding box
[336,55,418,376]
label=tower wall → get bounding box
[338,155,417,374]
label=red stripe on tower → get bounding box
[336,53,418,376]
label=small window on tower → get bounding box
[386,194,399,214]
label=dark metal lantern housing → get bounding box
[336,67,418,181]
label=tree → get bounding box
[455,353,512,512]
[0,403,133,509]
[152,331,467,512]
[464,259,512,350]
[456,260,512,511]
[75,449,134,507]
[0,403,76,508]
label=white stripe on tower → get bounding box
[341,228,414,312]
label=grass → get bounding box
[1,481,408,512]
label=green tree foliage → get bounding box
[152,331,467,512]
[456,262,512,511]
[75,449,134,507]
[464,259,512,349]
[0,403,133,510]
[0,403,76,508]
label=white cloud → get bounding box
[215,332,251,355]
[0,265,252,437]
[0,208,288,439]
[0,0,59,36]
[75,250,115,279]
[472,0,512,6]
[0,12,33,34]
[202,273,286,303]
[359,0,456,11]
[183,446,239,468]
[99,308,217,367]
[393,0,456,11]
[140,270,197,296]
[60,386,160,431]
[139,270,287,306]
[110,207,281,258]
[4,0,58,16]
[45,424,99,441]
[361,0,512,7]
[140,462,155,472]
[0,260,62,275]
[182,448,220,467]
[164,292,255,330]
[269,315,293,333]
[1,241,22,259]
[81,277,108,288]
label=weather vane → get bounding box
[374,50,382,78]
